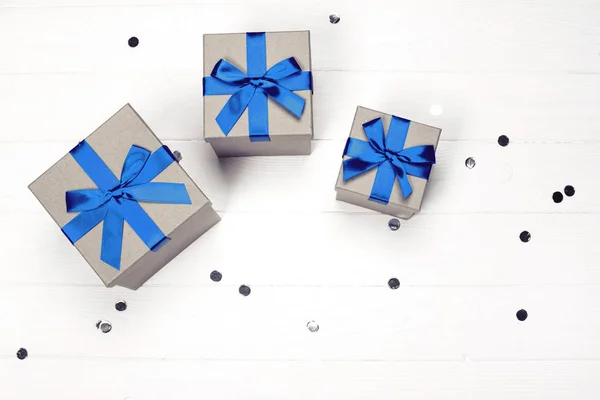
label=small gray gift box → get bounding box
[203,30,313,157]
[335,106,442,219]
[29,104,220,290]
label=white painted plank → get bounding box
[2,212,598,287]
[4,140,595,214]
[1,0,599,398]
[0,285,598,360]
[2,2,600,73]
[3,72,600,142]
[2,0,597,7]
[2,358,600,400]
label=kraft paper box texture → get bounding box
[335,106,442,219]
[203,30,313,157]
[29,104,221,290]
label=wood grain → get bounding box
[3,72,600,142]
[2,2,599,73]
[2,212,598,286]
[2,359,600,400]
[1,0,599,398]
[1,285,599,360]
[4,140,595,214]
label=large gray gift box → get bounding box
[29,104,221,290]
[335,106,442,219]
[203,31,313,157]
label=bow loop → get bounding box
[342,117,436,203]
[263,57,303,80]
[120,145,151,185]
[362,118,386,154]
[210,59,249,84]
[61,141,192,270]
[398,145,437,164]
[66,189,107,212]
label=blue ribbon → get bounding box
[342,117,436,204]
[203,32,313,142]
[61,141,192,270]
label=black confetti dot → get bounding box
[516,309,528,321]
[564,185,575,197]
[388,218,401,231]
[239,285,251,296]
[388,278,400,290]
[329,14,341,24]
[96,320,112,333]
[128,37,139,48]
[115,301,127,312]
[552,191,563,203]
[465,157,476,169]
[497,135,509,147]
[16,348,28,360]
[210,270,222,282]
[519,231,531,243]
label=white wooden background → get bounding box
[1,0,600,398]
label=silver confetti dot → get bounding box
[172,150,183,162]
[465,157,476,169]
[307,321,319,333]
[96,320,112,333]
[388,218,401,231]
[329,14,340,24]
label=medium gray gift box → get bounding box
[29,104,221,290]
[335,106,442,219]
[203,31,313,157]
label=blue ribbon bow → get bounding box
[61,141,192,270]
[342,117,436,204]
[203,32,313,142]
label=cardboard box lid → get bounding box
[335,106,442,213]
[203,31,313,140]
[29,104,210,286]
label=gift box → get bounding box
[335,106,442,219]
[29,104,221,290]
[203,31,313,157]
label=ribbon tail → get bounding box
[120,200,169,252]
[100,205,125,270]
[369,161,397,204]
[125,182,191,204]
[248,90,270,142]
[61,205,109,245]
[261,83,305,119]
[216,85,256,135]
[391,161,413,199]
